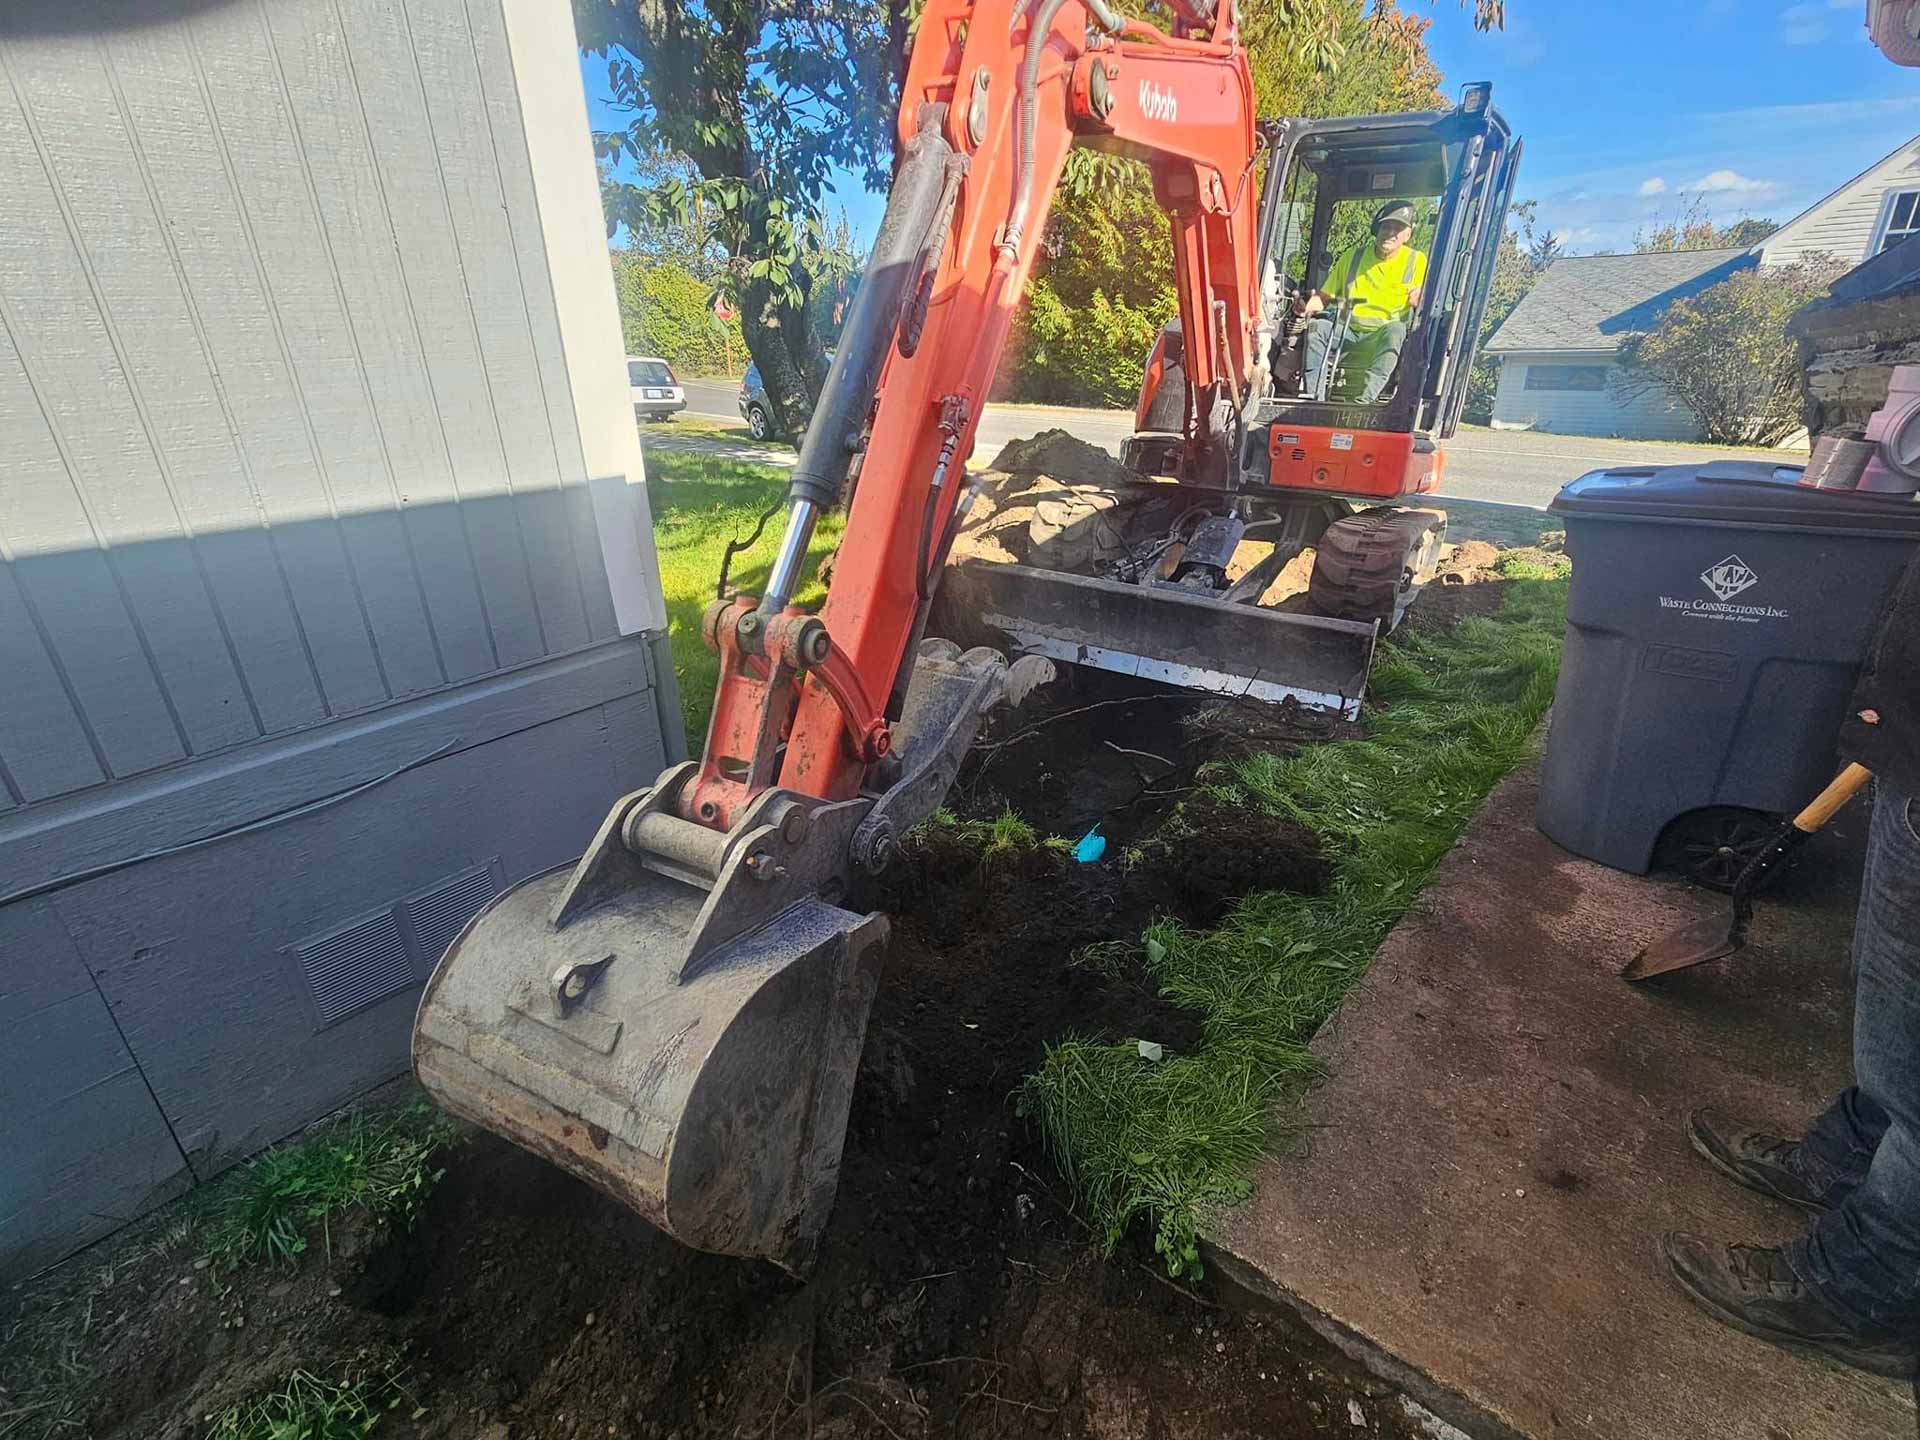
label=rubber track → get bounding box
[1308,507,1446,628]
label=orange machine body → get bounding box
[1263,423,1442,499]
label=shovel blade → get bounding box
[414,861,885,1272]
[1624,916,1740,981]
[947,560,1379,719]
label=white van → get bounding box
[628,356,686,422]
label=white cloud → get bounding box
[1780,1,1829,44]
[1680,169,1779,195]
[1638,177,1668,196]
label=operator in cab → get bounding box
[1295,199,1426,403]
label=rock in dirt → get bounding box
[987,428,1136,489]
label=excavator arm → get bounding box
[699,0,1263,821]
[412,0,1268,1272]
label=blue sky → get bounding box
[583,1,1914,257]
[1426,0,1912,252]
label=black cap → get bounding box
[1372,199,1415,231]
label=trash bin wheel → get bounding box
[1656,806,1780,893]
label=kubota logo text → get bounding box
[1138,81,1177,122]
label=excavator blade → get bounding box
[414,839,885,1273]
[947,559,1380,718]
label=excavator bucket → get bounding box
[413,772,887,1273]
[414,641,1015,1272]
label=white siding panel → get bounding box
[0,0,651,809]
[330,0,546,670]
[1490,356,1702,441]
[409,0,589,656]
[1761,139,1920,268]
[466,0,618,644]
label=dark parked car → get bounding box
[738,355,833,441]
[738,362,777,440]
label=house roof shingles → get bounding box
[1483,247,1756,356]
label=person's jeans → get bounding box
[1303,316,1406,403]
[1786,782,1920,1333]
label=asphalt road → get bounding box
[675,378,1804,510]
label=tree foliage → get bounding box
[1613,257,1845,446]
[613,253,747,375]
[578,0,905,435]
[1633,197,1780,254]
[1004,0,1468,406]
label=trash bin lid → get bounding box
[1550,460,1920,533]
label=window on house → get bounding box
[1523,364,1608,392]
[1879,191,1920,254]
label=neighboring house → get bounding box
[1,0,677,1278]
[1485,248,1754,440]
[1486,134,1920,439]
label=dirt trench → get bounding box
[1,589,1511,1440]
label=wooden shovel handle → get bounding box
[1793,763,1874,833]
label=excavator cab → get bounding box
[958,88,1520,721]
[1248,85,1521,498]
[1127,86,1519,497]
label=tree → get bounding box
[1462,199,1549,423]
[578,0,906,437]
[1613,256,1846,446]
[1004,0,1470,405]
[600,152,729,283]
[1634,197,1781,254]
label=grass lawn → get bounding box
[646,451,840,747]
[642,414,793,450]
[1021,553,1570,1277]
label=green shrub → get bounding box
[613,255,746,376]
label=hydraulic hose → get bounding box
[760,114,956,612]
[1002,0,1125,258]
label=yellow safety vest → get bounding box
[1326,241,1428,327]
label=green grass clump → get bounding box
[916,805,1069,863]
[646,452,843,746]
[202,1104,459,1270]
[205,1363,419,1440]
[1021,571,1569,1277]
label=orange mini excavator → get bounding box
[415,0,1518,1270]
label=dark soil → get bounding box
[1403,576,1512,632]
[953,674,1344,852]
[0,580,1518,1440]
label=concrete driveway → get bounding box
[672,378,1803,509]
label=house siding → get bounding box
[1490,353,1703,440]
[0,0,668,1277]
[1760,138,1920,268]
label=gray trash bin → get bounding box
[1537,459,1920,879]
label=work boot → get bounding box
[1687,1108,1831,1214]
[1660,1233,1920,1378]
